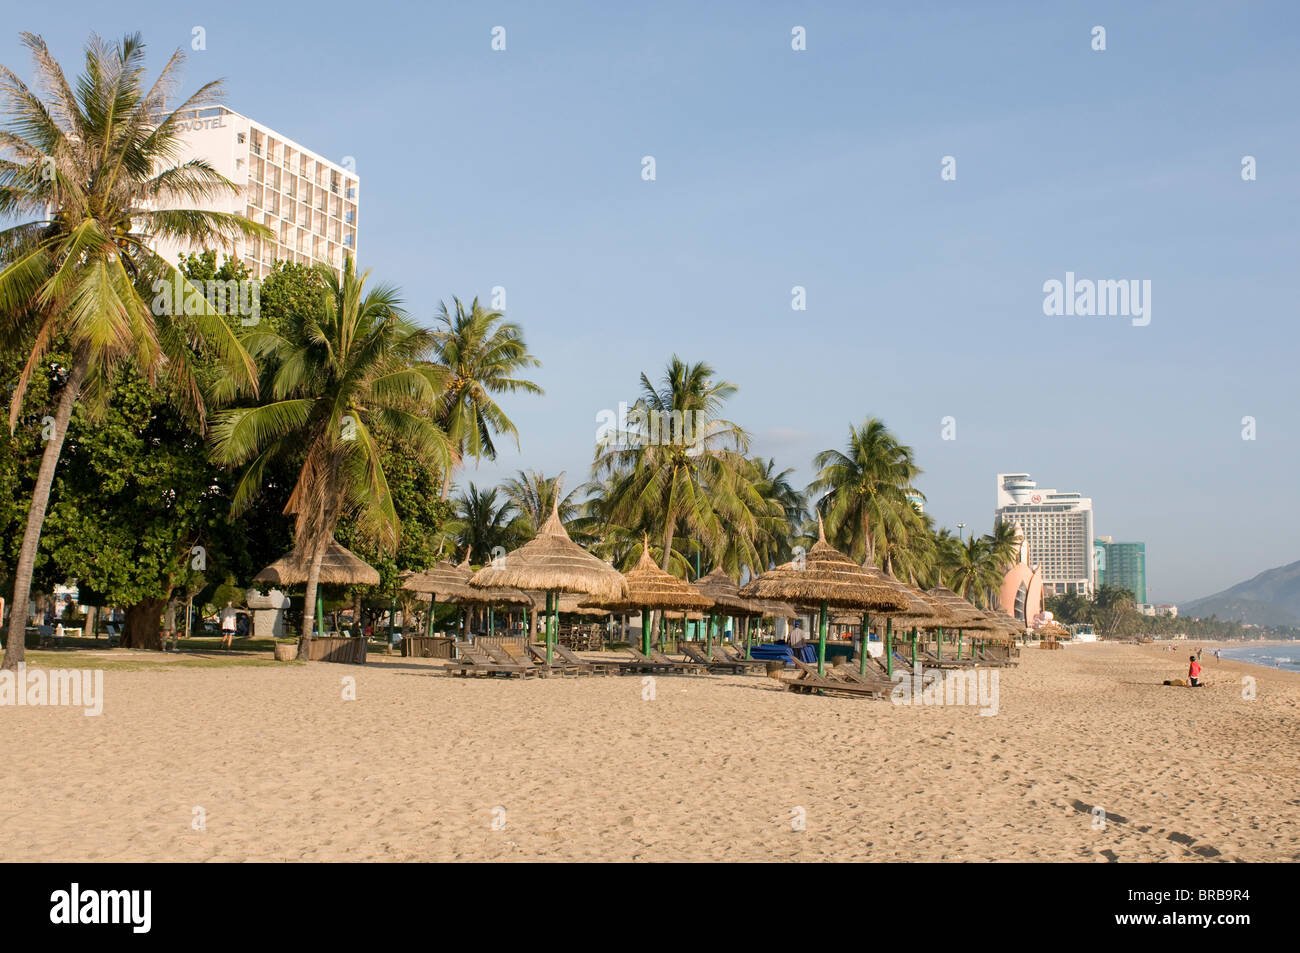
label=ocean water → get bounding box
[1218,644,1300,673]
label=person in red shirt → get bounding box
[1188,655,1202,687]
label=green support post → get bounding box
[911,626,918,669]
[317,592,326,639]
[817,600,829,676]
[936,626,943,661]
[859,612,870,676]
[642,607,651,657]
[957,629,962,659]
[885,617,893,678]
[546,591,556,664]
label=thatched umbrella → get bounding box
[582,540,714,656]
[254,539,380,639]
[927,585,1001,659]
[739,518,909,675]
[468,491,627,662]
[400,558,474,637]
[692,566,763,656]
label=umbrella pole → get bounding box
[911,626,918,669]
[317,592,325,639]
[546,591,556,664]
[859,612,870,676]
[641,607,649,656]
[957,629,962,659]
[885,617,893,678]
[817,600,828,676]
[936,626,943,661]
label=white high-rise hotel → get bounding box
[994,473,1095,596]
[150,106,359,278]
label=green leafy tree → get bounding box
[809,418,921,570]
[0,32,266,667]
[210,257,454,656]
[431,296,542,497]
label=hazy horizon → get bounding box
[5,1,1298,604]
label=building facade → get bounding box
[1094,537,1147,603]
[994,473,1095,597]
[149,106,359,279]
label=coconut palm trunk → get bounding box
[298,540,328,657]
[3,355,88,670]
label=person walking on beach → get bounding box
[220,602,237,651]
[1188,654,1202,687]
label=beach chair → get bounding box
[649,647,706,675]
[679,641,747,674]
[709,644,766,673]
[551,643,621,675]
[916,648,984,670]
[524,642,590,676]
[622,647,678,674]
[446,646,535,678]
[485,643,544,678]
[784,660,889,699]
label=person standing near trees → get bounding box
[220,603,237,651]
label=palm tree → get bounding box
[727,457,804,576]
[986,519,1021,575]
[500,469,580,540]
[0,33,266,668]
[809,418,921,568]
[445,483,516,564]
[430,296,542,497]
[946,535,1002,608]
[592,356,769,576]
[210,256,454,656]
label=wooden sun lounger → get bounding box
[552,644,621,676]
[445,646,537,678]
[622,647,678,674]
[717,642,764,665]
[650,647,706,675]
[524,642,590,676]
[784,661,889,699]
[677,641,747,674]
[709,644,767,672]
[916,648,984,669]
[485,642,545,677]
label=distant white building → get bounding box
[995,473,1095,597]
[148,106,359,279]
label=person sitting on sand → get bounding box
[1188,654,1202,687]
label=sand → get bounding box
[1,641,1297,861]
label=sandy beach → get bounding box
[2,641,1297,862]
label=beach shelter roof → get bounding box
[692,566,764,615]
[468,495,628,602]
[400,559,473,601]
[254,538,380,587]
[457,583,534,606]
[582,541,715,612]
[737,519,910,612]
[925,587,1000,630]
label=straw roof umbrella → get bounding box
[399,558,475,638]
[582,540,713,656]
[254,538,380,639]
[926,586,1003,660]
[692,566,763,655]
[468,490,627,662]
[739,518,909,675]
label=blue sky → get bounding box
[5,1,1298,603]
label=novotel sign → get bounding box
[174,116,228,133]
